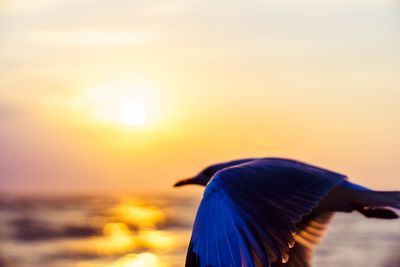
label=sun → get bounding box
[120,101,147,126]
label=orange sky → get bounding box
[0,0,399,193]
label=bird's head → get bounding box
[173,165,216,187]
[173,158,256,187]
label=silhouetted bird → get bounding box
[174,158,399,267]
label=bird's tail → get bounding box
[337,181,400,219]
[353,190,400,219]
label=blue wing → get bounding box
[186,158,346,267]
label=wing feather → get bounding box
[272,212,334,267]
[186,158,346,267]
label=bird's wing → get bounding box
[186,160,346,267]
[271,212,334,267]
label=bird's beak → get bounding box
[173,177,195,187]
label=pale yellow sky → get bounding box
[0,0,399,193]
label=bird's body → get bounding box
[174,158,400,267]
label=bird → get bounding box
[174,158,400,267]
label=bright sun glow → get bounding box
[75,78,160,127]
[120,101,147,126]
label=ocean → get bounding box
[0,194,398,267]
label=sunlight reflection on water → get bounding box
[112,201,167,228]
[0,194,195,267]
[77,252,165,267]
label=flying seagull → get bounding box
[174,158,399,267]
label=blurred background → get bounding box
[0,0,399,266]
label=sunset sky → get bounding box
[1,0,399,193]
